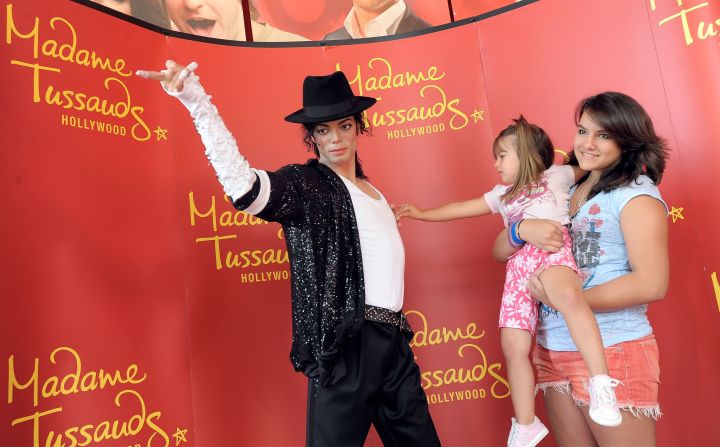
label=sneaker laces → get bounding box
[508,419,540,447]
[591,376,621,409]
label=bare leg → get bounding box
[538,266,608,376]
[584,407,657,447]
[543,388,597,447]
[501,327,535,424]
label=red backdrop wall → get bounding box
[2,0,719,446]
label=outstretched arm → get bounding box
[395,196,491,222]
[137,61,266,213]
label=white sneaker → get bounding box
[507,416,549,447]
[588,374,623,427]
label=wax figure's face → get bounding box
[312,117,359,171]
[166,0,242,40]
[494,136,520,185]
[92,0,131,15]
[353,0,399,14]
[573,112,622,174]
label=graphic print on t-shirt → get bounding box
[504,178,556,224]
[539,205,605,321]
[571,210,605,287]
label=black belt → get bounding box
[364,304,413,335]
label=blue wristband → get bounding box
[508,230,523,249]
[510,221,525,246]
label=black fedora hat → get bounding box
[284,71,376,124]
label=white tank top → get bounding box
[339,176,405,311]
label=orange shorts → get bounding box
[532,334,661,418]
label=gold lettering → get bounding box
[189,192,270,232]
[6,4,39,58]
[8,355,39,406]
[104,77,131,118]
[658,2,710,45]
[407,310,485,348]
[146,411,170,447]
[48,17,77,62]
[9,347,148,411]
[79,371,96,392]
[7,5,152,144]
[7,7,131,76]
[698,19,718,39]
[13,387,169,447]
[488,362,511,399]
[196,234,237,269]
[419,343,508,396]
[359,57,445,93]
[447,98,469,131]
[711,272,720,312]
[189,192,218,232]
[130,105,151,142]
[10,60,60,102]
[57,348,82,397]
[11,407,63,447]
[41,376,59,399]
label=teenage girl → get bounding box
[395,117,621,447]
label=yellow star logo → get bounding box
[471,109,485,123]
[154,126,168,141]
[669,206,685,223]
[172,428,188,446]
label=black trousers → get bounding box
[306,320,441,447]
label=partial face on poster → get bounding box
[87,0,518,42]
[253,0,447,41]
[91,0,131,15]
[90,0,171,29]
[165,0,246,40]
[352,0,402,14]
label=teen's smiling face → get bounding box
[166,0,243,40]
[312,117,359,172]
[574,112,622,174]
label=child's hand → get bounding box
[518,219,564,252]
[393,203,422,222]
[527,273,554,308]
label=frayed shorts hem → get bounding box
[535,380,663,420]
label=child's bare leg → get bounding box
[538,266,608,376]
[501,327,536,424]
[538,266,622,427]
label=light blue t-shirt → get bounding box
[536,176,667,351]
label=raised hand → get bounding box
[527,273,553,308]
[136,60,198,93]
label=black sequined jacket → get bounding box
[234,158,365,385]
